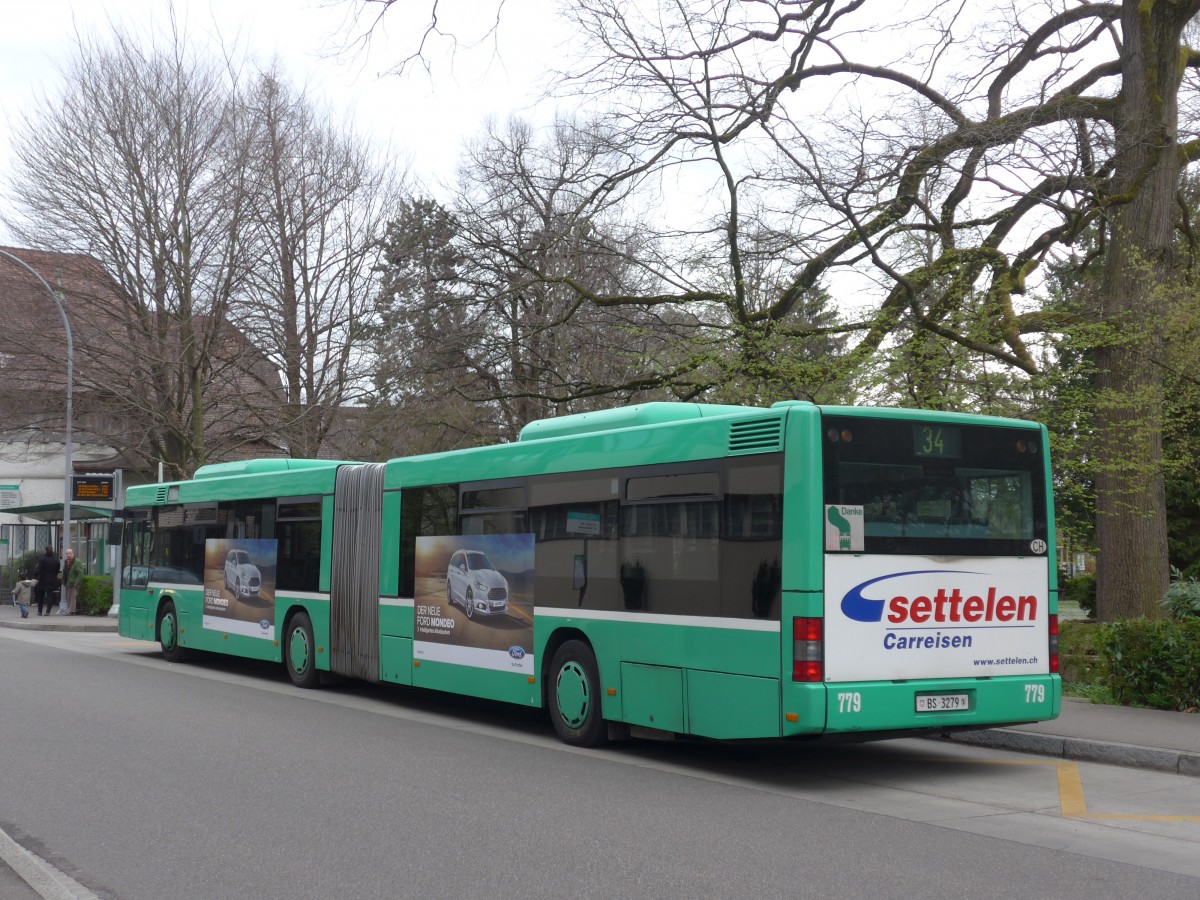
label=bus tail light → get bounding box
[792,617,824,682]
[1048,613,1059,674]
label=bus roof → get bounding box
[517,401,771,442]
[192,459,353,479]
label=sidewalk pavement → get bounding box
[1,599,1195,776]
[0,597,117,633]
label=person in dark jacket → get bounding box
[33,546,60,616]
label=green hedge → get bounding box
[1058,620,1103,684]
[77,575,113,616]
[1097,618,1200,710]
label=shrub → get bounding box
[1058,620,1104,685]
[77,575,113,616]
[1161,566,1200,619]
[1097,618,1200,710]
[1061,573,1097,618]
[3,550,41,592]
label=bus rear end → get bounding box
[787,408,1060,737]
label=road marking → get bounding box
[1055,759,1200,822]
[936,756,1200,822]
[1056,762,1089,818]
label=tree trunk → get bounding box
[1093,1,1199,620]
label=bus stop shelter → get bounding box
[0,503,116,583]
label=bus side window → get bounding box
[722,459,783,620]
[620,499,721,617]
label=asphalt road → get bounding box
[1,629,1198,900]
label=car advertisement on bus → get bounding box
[413,534,535,674]
[202,538,278,640]
[823,554,1049,682]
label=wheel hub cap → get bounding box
[556,661,589,728]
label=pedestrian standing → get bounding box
[33,546,60,616]
[62,548,83,614]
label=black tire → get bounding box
[157,599,186,663]
[548,640,608,747]
[464,587,474,618]
[284,611,320,689]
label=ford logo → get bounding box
[508,646,526,660]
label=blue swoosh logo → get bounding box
[840,570,981,622]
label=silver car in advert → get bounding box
[224,549,262,599]
[446,550,509,618]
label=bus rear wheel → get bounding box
[157,599,186,663]
[284,611,319,689]
[548,640,607,747]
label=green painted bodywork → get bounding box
[120,586,335,671]
[120,401,1058,741]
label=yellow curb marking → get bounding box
[1055,762,1090,818]
[1054,760,1200,822]
[933,757,1200,822]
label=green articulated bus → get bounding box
[119,401,1060,746]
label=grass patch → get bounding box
[1062,681,1116,705]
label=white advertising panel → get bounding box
[824,554,1049,682]
[413,534,535,674]
[202,538,278,641]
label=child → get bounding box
[12,572,35,619]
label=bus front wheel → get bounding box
[548,640,607,747]
[284,611,319,689]
[157,599,186,663]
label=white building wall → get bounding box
[0,431,118,572]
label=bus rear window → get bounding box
[822,416,1048,556]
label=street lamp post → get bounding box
[0,249,74,563]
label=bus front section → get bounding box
[787,409,1060,738]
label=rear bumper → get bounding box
[782,674,1061,737]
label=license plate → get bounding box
[915,693,970,712]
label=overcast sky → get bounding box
[0,0,570,244]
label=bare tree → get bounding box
[374,116,683,442]
[4,19,263,479]
[550,0,1200,620]
[329,0,1200,617]
[236,67,402,459]
[329,0,508,78]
